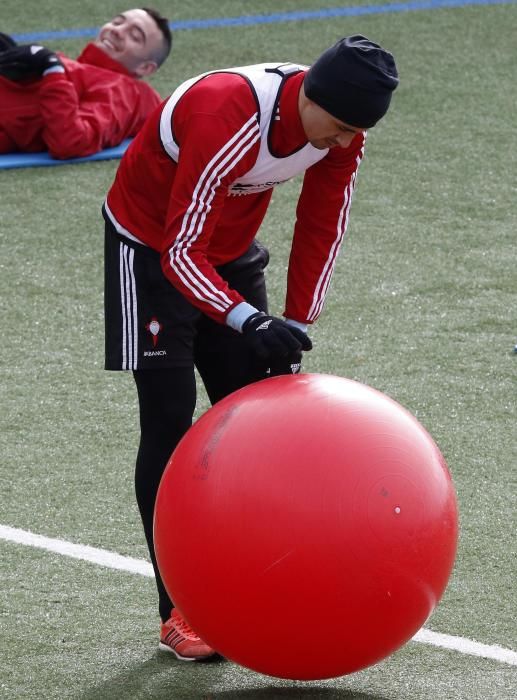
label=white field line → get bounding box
[412,628,517,666]
[2,524,516,667]
[0,523,154,578]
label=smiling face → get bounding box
[94,8,165,77]
[298,83,366,150]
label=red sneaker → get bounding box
[159,609,215,661]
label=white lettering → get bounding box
[143,350,167,357]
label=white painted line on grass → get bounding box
[412,628,517,666]
[2,524,516,667]
[0,524,153,577]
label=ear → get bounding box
[133,60,158,78]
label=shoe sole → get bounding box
[158,641,215,661]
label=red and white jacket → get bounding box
[105,63,366,327]
[0,43,162,158]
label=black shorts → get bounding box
[104,216,270,371]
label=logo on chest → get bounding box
[228,180,288,196]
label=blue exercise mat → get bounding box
[0,139,131,170]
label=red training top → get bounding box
[106,67,365,326]
[0,43,162,158]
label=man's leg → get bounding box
[133,367,196,622]
[104,216,215,659]
[133,366,216,660]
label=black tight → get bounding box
[133,367,196,621]
[133,341,268,621]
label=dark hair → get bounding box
[142,7,172,66]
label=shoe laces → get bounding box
[172,613,200,641]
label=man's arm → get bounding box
[39,58,161,159]
[284,131,366,324]
[158,76,263,324]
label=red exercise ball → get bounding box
[154,374,458,680]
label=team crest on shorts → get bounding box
[145,317,162,347]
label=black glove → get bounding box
[0,44,63,81]
[242,312,312,363]
[268,350,303,377]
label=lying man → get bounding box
[0,8,171,158]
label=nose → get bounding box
[109,24,123,39]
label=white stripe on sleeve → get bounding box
[307,148,364,322]
[167,115,261,313]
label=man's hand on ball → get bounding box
[242,312,312,362]
[268,349,303,376]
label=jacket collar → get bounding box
[76,42,133,77]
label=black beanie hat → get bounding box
[304,35,399,128]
